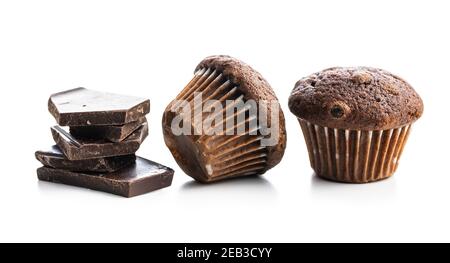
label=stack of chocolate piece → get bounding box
[35,88,174,197]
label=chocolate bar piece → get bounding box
[48,88,150,126]
[35,145,136,172]
[70,117,147,143]
[51,123,148,160]
[37,157,174,197]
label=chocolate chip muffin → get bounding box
[163,55,287,183]
[289,67,423,183]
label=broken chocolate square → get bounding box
[35,145,136,172]
[51,123,148,160]
[37,156,174,197]
[69,117,147,143]
[49,88,150,126]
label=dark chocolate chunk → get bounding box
[51,123,148,160]
[35,145,136,172]
[48,88,150,126]
[70,117,147,143]
[37,157,174,197]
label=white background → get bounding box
[0,0,448,242]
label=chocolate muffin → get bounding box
[289,67,423,183]
[163,55,287,183]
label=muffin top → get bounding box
[288,67,423,130]
[196,55,279,102]
[195,55,286,169]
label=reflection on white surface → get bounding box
[179,176,278,204]
[37,180,83,194]
[181,175,275,191]
[37,180,126,199]
[310,173,397,202]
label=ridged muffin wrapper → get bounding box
[298,119,412,183]
[172,67,268,181]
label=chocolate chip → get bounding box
[330,105,345,119]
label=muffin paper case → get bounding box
[299,119,412,183]
[163,56,287,183]
[289,67,423,183]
